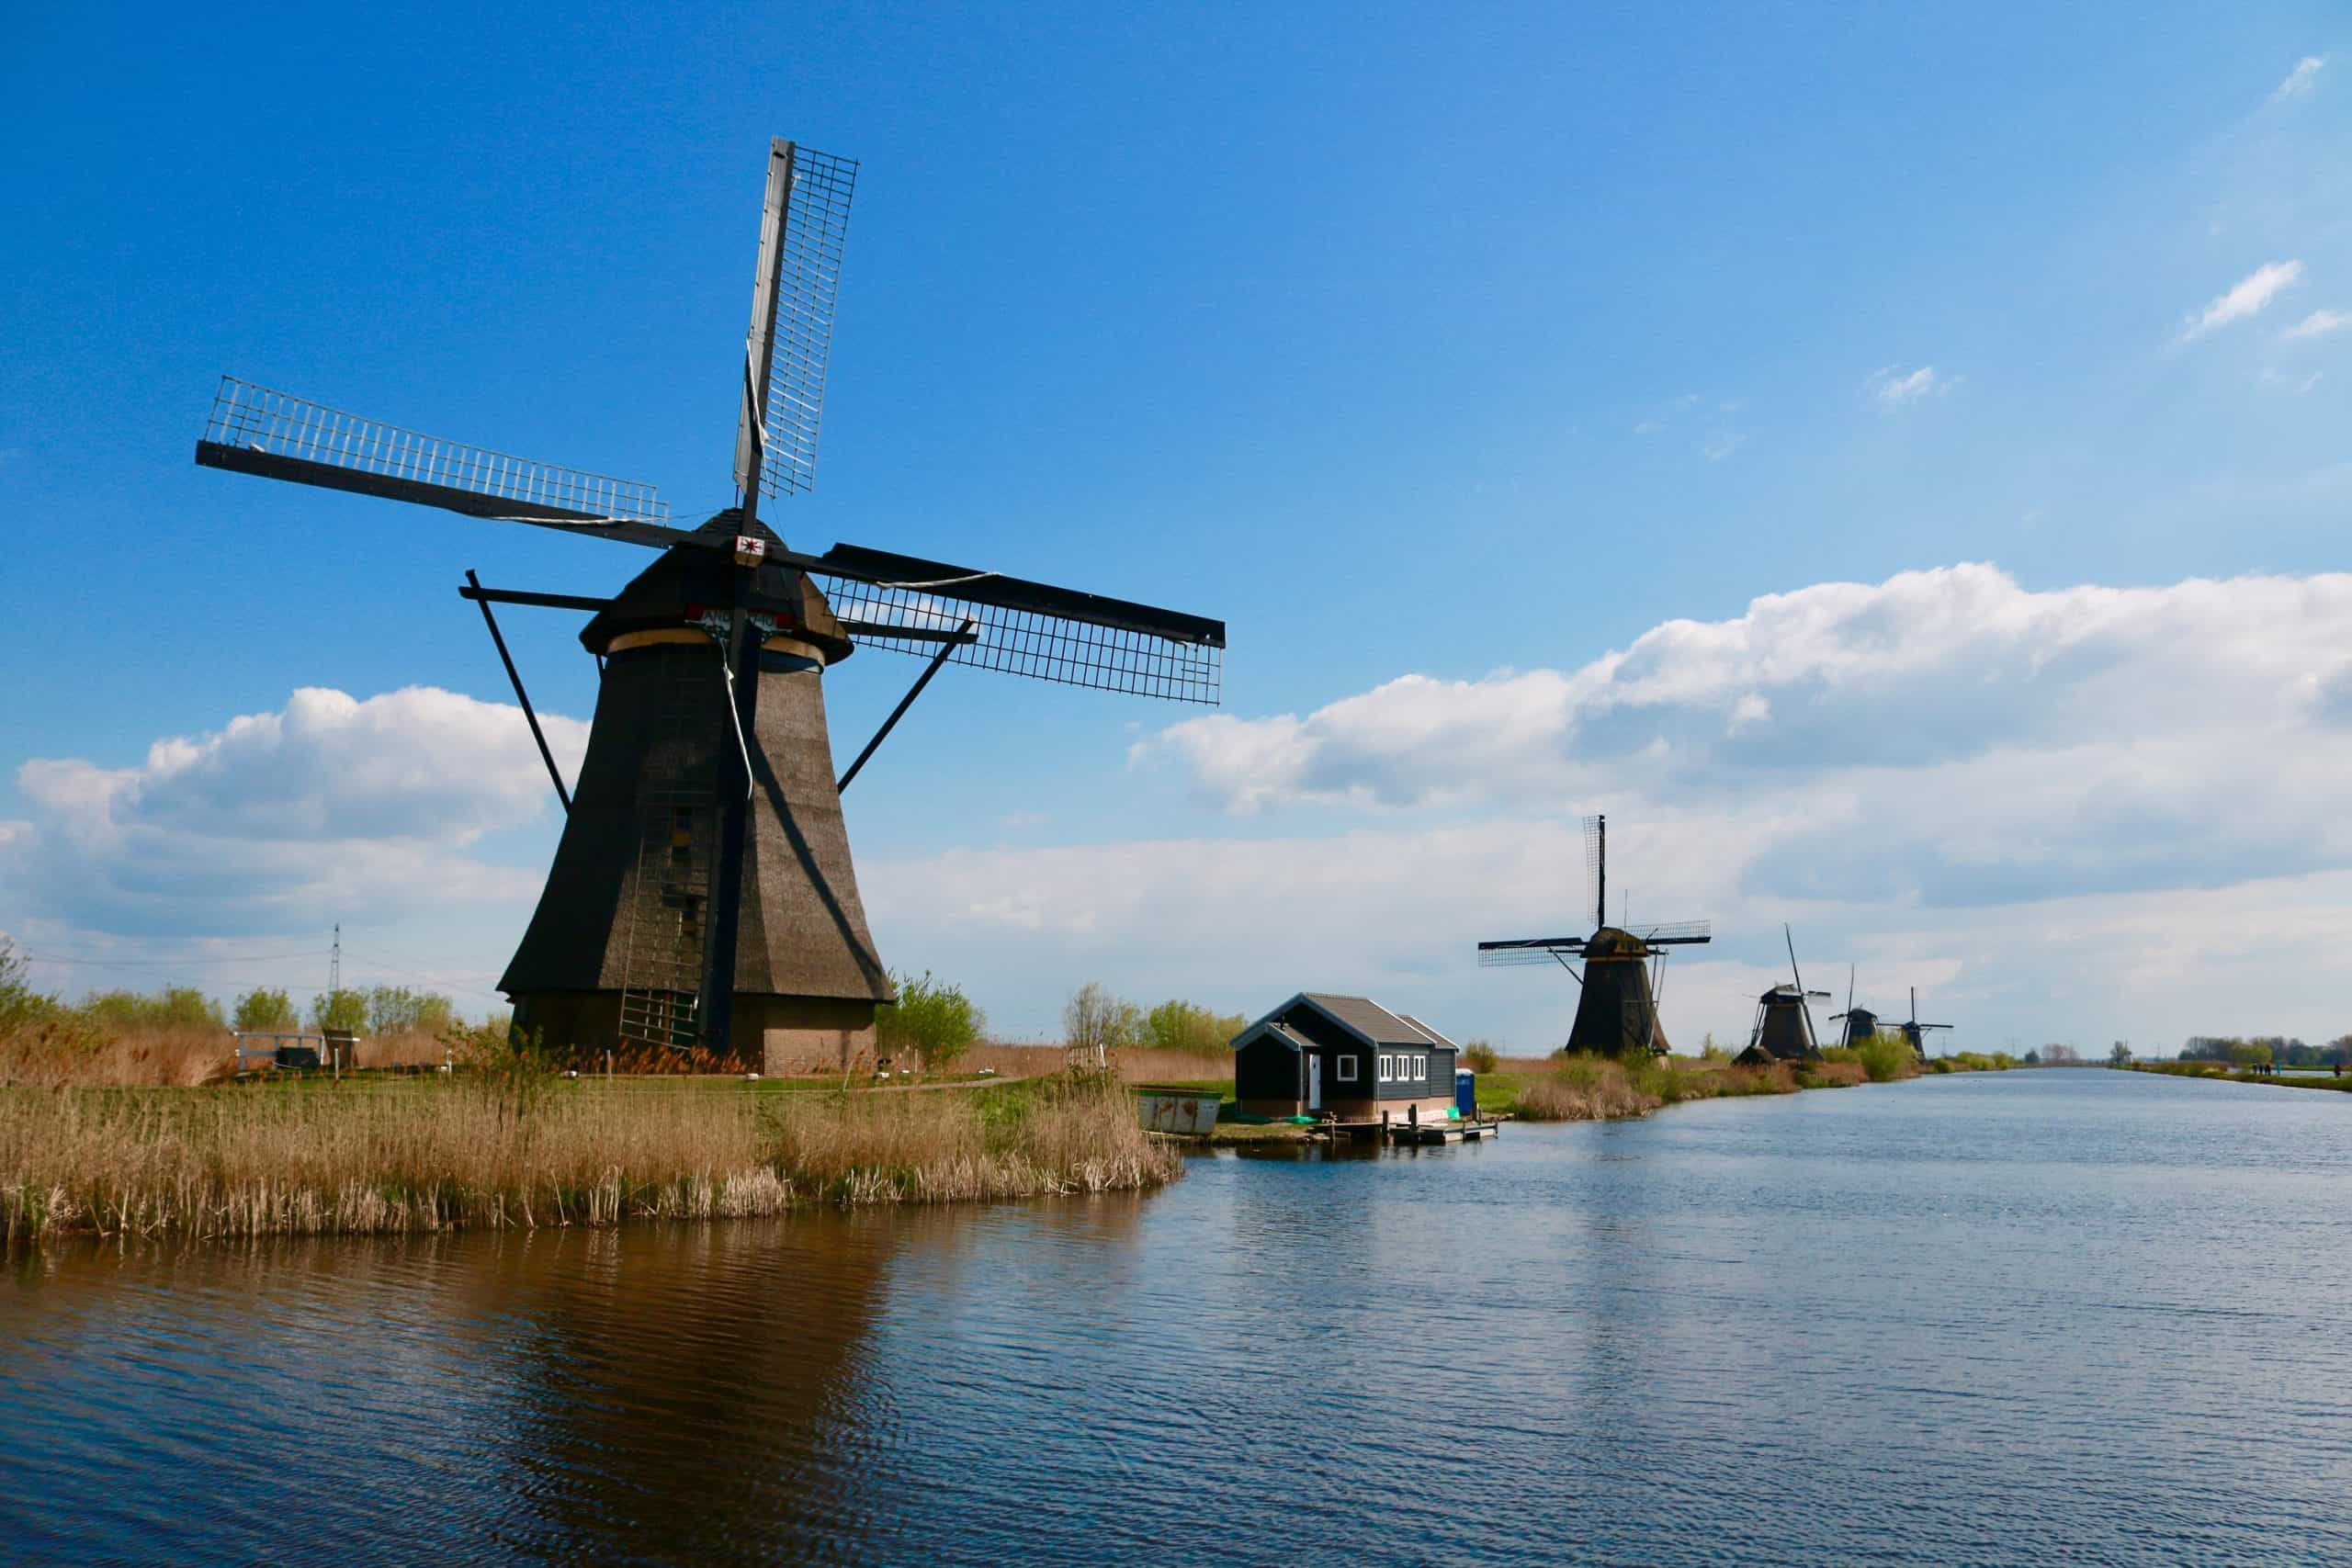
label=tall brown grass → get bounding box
[1510,1053,1810,1122]
[954,1042,1235,1086]
[0,1071,1179,1248]
[0,1020,232,1089]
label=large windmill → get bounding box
[1476,815,1712,1056]
[195,139,1226,1070]
[1743,925,1830,1061]
[1889,987,1953,1060]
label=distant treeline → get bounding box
[0,943,473,1041]
[2177,1035,2352,1067]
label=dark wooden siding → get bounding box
[1373,1045,1457,1100]
[1235,1036,1303,1100]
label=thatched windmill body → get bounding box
[195,140,1225,1070]
[1477,815,1712,1057]
[1743,925,1830,1062]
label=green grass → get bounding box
[2127,1062,2352,1093]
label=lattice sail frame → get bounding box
[752,146,857,501]
[820,573,1223,704]
[1477,942,1587,969]
[202,378,669,524]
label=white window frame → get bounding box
[1336,1054,1357,1083]
[1414,1055,1428,1082]
[1378,1055,1392,1082]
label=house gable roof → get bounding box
[1232,991,1460,1053]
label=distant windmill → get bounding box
[1743,925,1830,1061]
[1828,964,1881,1049]
[1476,815,1712,1056]
[1890,987,1954,1060]
[195,139,1226,1069]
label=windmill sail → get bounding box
[195,378,685,548]
[735,141,857,503]
[813,543,1225,704]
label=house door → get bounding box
[1307,1053,1323,1111]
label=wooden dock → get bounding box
[1311,1116,1504,1146]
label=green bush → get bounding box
[876,970,985,1072]
[0,940,62,1032]
[309,988,368,1032]
[1855,1031,1914,1083]
[365,985,456,1036]
[1144,998,1247,1058]
[1462,1039,1500,1074]
[80,987,225,1032]
[233,987,298,1032]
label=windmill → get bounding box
[194,139,1226,1070]
[1476,815,1712,1056]
[1890,987,1954,1060]
[1743,924,1830,1061]
[1828,964,1881,1049]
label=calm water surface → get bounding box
[7,1070,2352,1564]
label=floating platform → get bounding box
[1311,1117,1504,1146]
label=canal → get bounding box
[5,1069,2348,1563]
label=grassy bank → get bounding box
[2126,1062,2352,1094]
[1476,1039,2018,1122]
[0,1070,1181,1248]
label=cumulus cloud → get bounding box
[5,686,580,935]
[1868,365,1947,405]
[1144,564,2352,908]
[2282,308,2352,341]
[2181,260,2303,340]
[2270,55,2326,103]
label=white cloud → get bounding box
[1145,564,2352,902]
[2270,55,2326,103]
[2181,260,2303,340]
[5,686,579,935]
[1700,431,1747,462]
[2258,367,2324,394]
[1868,365,1947,405]
[2282,308,2352,341]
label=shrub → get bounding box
[1854,1032,1915,1083]
[876,970,986,1072]
[364,985,456,1036]
[233,987,298,1032]
[1144,999,1247,1059]
[309,988,368,1032]
[1462,1039,1500,1074]
[1063,982,1145,1070]
[80,987,225,1032]
[0,940,61,1033]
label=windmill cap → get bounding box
[580,512,854,662]
[1584,927,1653,958]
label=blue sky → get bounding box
[5,3,2349,1052]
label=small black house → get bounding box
[1232,992,1462,1121]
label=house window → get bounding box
[1414,1055,1428,1082]
[1336,1055,1357,1082]
[1378,1055,1392,1082]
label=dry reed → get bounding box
[0,1071,1179,1248]
[1510,1053,1805,1122]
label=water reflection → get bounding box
[7,1073,2352,1564]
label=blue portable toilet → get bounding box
[1454,1068,1477,1118]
